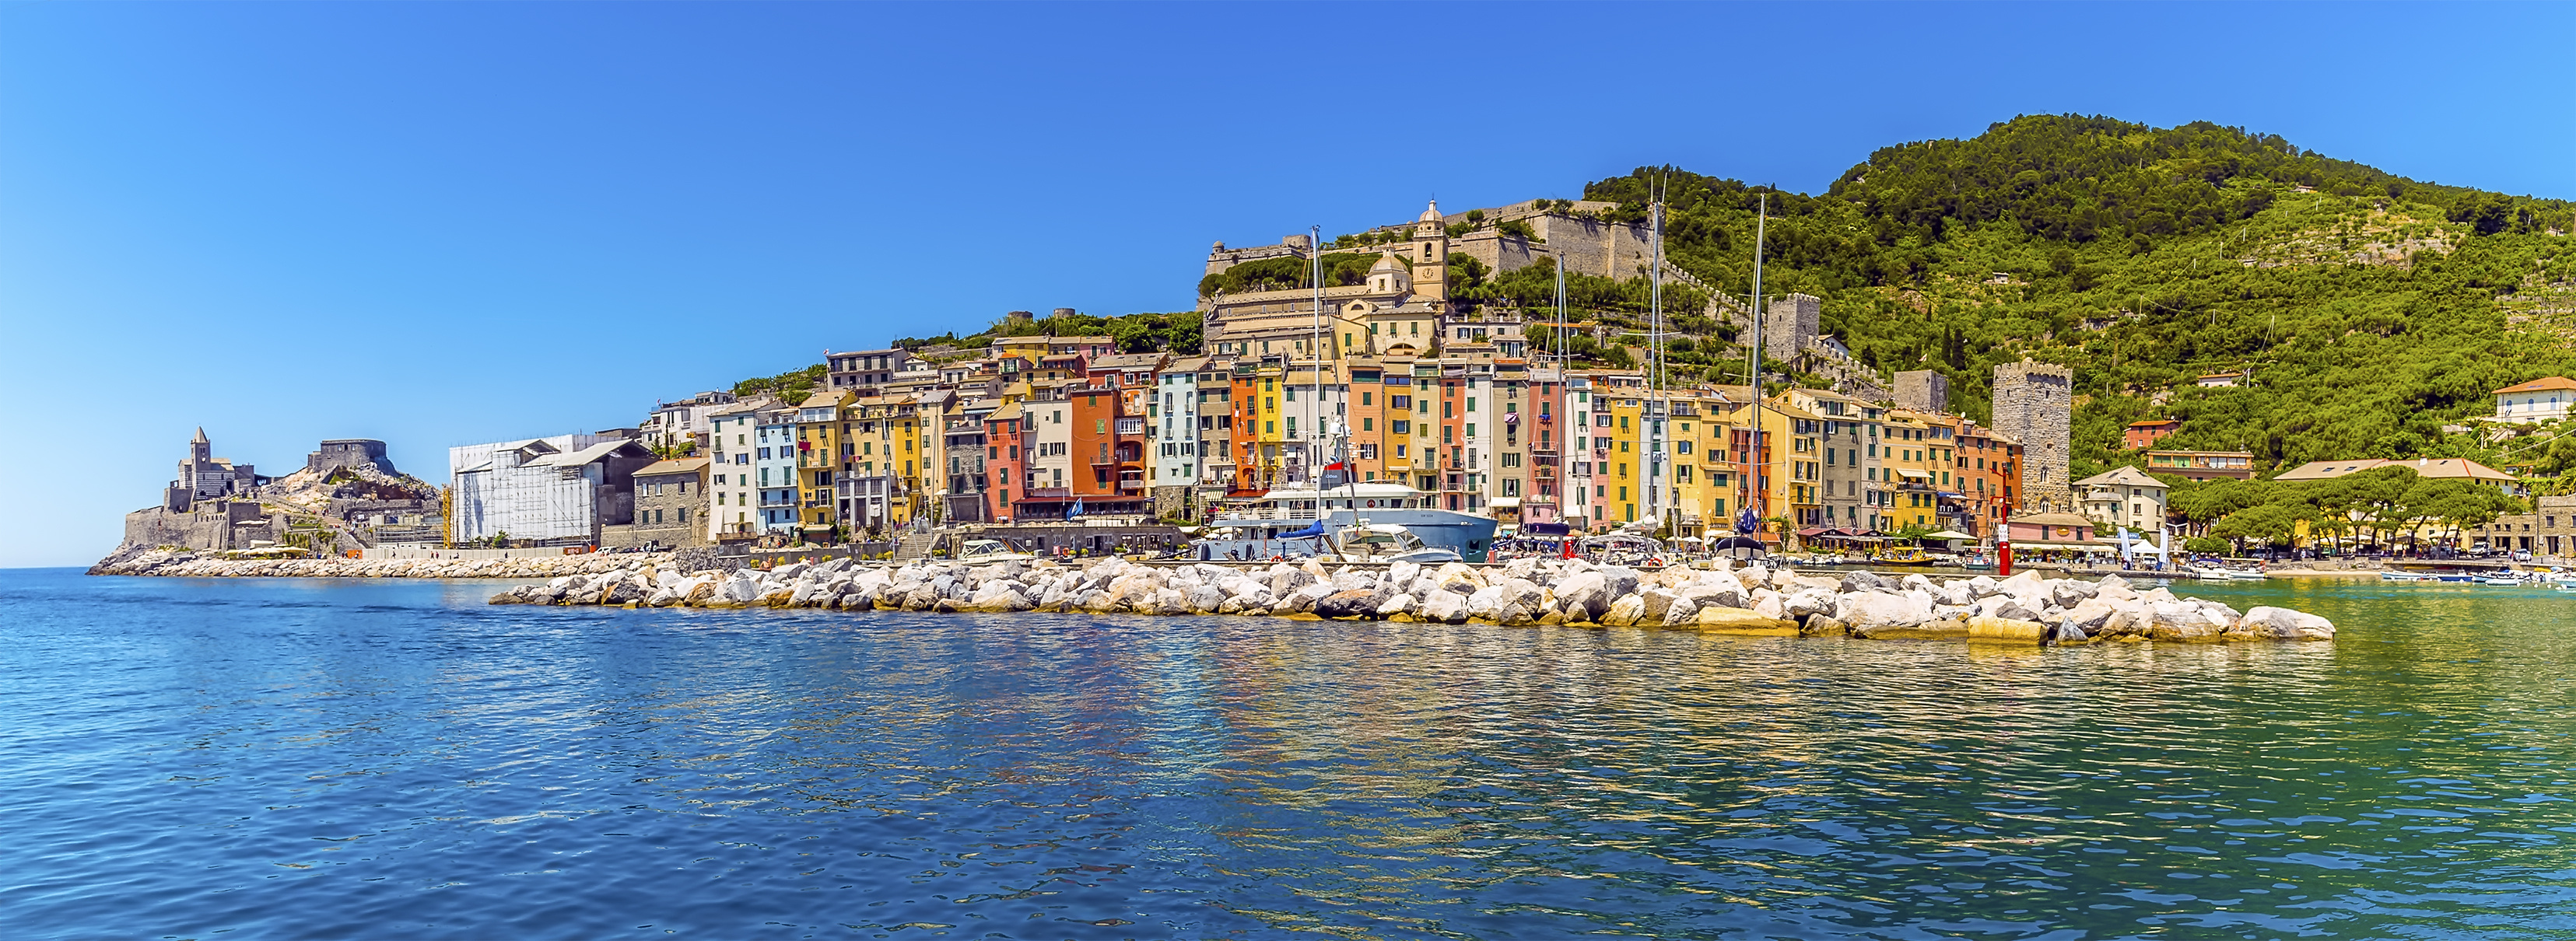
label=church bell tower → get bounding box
[1411,201,1449,303]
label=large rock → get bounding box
[1983,596,2046,623]
[602,579,648,606]
[1313,589,1385,620]
[1995,570,2048,604]
[1597,566,1642,602]
[1551,572,1610,621]
[2227,606,2336,641]
[1637,589,1681,625]
[1375,593,1418,618]
[2058,596,2119,632]
[1782,588,1837,621]
[1838,591,1933,630]
[1694,607,1798,635]
[1599,595,1647,628]
[2149,600,2231,642]
[1965,616,2049,643]
[1852,616,1971,640]
[969,579,1034,612]
[1283,582,1334,614]
[1418,589,1469,624]
[1838,570,1891,594]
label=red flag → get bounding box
[1324,461,1346,471]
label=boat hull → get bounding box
[1190,509,1498,562]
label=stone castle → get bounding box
[124,429,443,555]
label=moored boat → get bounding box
[1187,482,1498,562]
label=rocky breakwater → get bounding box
[89,547,675,580]
[487,557,2335,644]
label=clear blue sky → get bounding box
[4,2,2569,567]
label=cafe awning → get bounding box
[2015,540,2112,552]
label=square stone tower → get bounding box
[1764,293,1821,359]
[1992,360,2074,513]
[1894,369,1950,413]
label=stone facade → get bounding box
[1992,361,2075,513]
[171,427,261,509]
[1764,293,1821,361]
[2475,495,2576,561]
[307,439,394,476]
[610,457,711,549]
[1894,370,1950,414]
[122,499,276,551]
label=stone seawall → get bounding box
[89,547,673,580]
[487,557,2336,644]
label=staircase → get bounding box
[893,530,941,561]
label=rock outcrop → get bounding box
[89,548,669,579]
[479,558,2336,645]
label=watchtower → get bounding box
[1992,360,2074,513]
[1894,370,1950,413]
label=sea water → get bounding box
[2,568,2570,938]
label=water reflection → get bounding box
[0,571,2571,938]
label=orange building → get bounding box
[2124,418,2181,451]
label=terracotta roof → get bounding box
[2010,512,2098,526]
[635,457,710,477]
[2493,376,2576,395]
[2074,466,2166,488]
[2272,457,2518,483]
[2127,418,2181,428]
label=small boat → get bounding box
[2379,571,2427,582]
[2434,574,2482,582]
[2553,582,2576,593]
[953,538,1039,564]
[2193,565,2266,581]
[1873,547,1940,567]
[1323,523,1460,565]
[2480,575,2527,586]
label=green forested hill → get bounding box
[1575,115,2576,487]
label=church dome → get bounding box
[1370,252,1406,272]
[1417,201,1442,223]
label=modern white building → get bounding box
[2493,376,2576,425]
[449,434,654,544]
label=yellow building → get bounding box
[1669,392,1748,536]
[1599,390,1648,525]
[1880,409,1957,530]
[1761,398,1827,531]
[792,389,856,533]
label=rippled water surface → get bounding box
[4,568,2574,939]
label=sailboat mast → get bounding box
[1554,241,1568,370]
[1647,178,1664,526]
[1309,224,1323,487]
[1745,193,1766,530]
